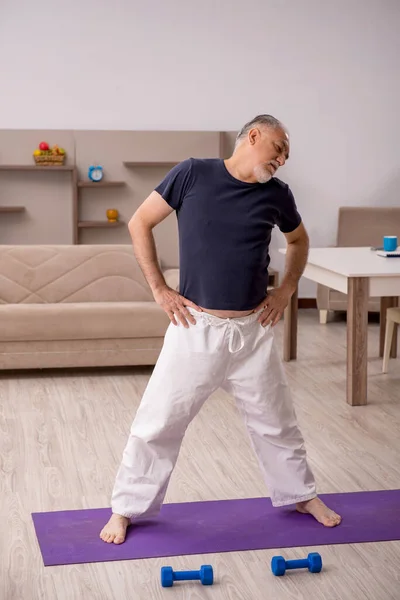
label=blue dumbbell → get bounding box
[160,565,214,587]
[271,552,322,576]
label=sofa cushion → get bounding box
[0,302,170,342]
[0,245,155,304]
[0,338,164,369]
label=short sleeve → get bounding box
[154,158,193,211]
[276,185,302,233]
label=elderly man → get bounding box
[100,114,341,544]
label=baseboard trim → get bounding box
[298,298,317,309]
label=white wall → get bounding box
[1,0,399,296]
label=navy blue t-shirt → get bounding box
[155,158,301,311]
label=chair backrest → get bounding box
[337,207,400,247]
[0,244,154,304]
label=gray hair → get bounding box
[234,114,286,149]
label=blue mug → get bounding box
[383,236,398,252]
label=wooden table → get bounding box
[280,247,400,406]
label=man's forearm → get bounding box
[280,239,309,295]
[129,218,167,294]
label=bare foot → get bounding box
[296,497,342,527]
[100,513,130,544]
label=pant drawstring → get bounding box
[210,318,244,353]
[227,319,245,353]
[190,309,258,354]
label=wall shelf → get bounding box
[75,178,126,242]
[0,165,77,238]
[77,181,125,188]
[0,134,220,244]
[0,206,26,213]
[123,161,178,167]
[0,165,75,171]
[78,220,125,228]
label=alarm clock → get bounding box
[88,165,103,182]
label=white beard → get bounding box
[253,164,273,184]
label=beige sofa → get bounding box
[316,207,400,323]
[0,245,178,370]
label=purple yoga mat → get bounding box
[32,490,400,566]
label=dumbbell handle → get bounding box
[173,570,201,581]
[285,559,309,570]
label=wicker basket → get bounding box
[34,154,66,166]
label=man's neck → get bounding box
[224,155,258,184]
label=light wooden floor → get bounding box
[1,310,400,600]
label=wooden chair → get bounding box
[382,307,400,373]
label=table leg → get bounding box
[283,286,298,362]
[347,277,368,406]
[380,297,398,358]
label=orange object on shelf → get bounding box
[106,209,119,223]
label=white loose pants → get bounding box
[111,309,316,519]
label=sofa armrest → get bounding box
[163,268,180,292]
